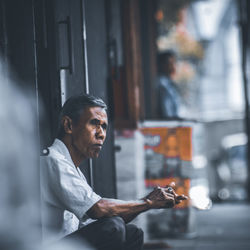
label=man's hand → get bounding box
[164,182,188,205]
[143,182,188,209]
[143,186,176,209]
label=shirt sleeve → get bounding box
[46,156,101,220]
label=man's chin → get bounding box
[89,151,100,159]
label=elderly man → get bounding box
[40,94,187,250]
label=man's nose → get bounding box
[96,126,106,140]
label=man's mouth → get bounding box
[93,144,103,149]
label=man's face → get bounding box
[71,106,108,160]
[165,56,176,76]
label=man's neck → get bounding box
[60,137,84,167]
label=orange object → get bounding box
[141,127,192,161]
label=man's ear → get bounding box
[62,116,73,134]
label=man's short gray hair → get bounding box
[57,93,107,139]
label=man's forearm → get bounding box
[86,186,187,223]
[87,198,151,223]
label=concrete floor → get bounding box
[144,203,250,250]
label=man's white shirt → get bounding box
[40,139,101,243]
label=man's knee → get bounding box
[127,224,144,241]
[135,225,144,238]
[136,227,144,246]
[125,224,144,250]
[137,227,144,242]
[101,216,126,243]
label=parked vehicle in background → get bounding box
[211,133,248,201]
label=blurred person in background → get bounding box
[157,50,182,119]
[40,93,188,250]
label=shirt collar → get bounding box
[51,138,75,166]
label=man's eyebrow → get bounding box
[90,118,108,128]
[90,118,100,123]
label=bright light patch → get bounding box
[190,185,212,210]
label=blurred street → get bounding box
[146,202,250,250]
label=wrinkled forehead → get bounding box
[80,106,108,123]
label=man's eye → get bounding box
[90,119,99,126]
[102,124,107,130]
[90,119,107,130]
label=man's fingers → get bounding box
[176,195,188,200]
[165,193,175,199]
[164,182,177,195]
[164,186,175,195]
[175,195,188,204]
[166,196,175,208]
[169,182,176,188]
[164,182,176,191]
[154,185,188,206]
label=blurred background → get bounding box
[0,0,250,249]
